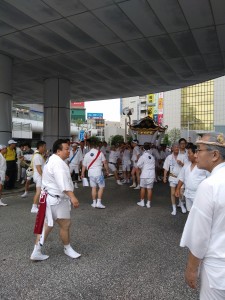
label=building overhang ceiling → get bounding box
[1,0,225,103]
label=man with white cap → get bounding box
[0,145,8,206]
[4,140,17,189]
[180,132,225,299]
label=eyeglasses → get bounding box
[196,149,210,153]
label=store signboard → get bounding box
[87,113,103,119]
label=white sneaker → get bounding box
[21,180,25,185]
[21,192,28,198]
[134,185,140,190]
[117,180,123,185]
[171,210,177,216]
[31,206,38,213]
[129,184,136,188]
[96,202,106,209]
[146,201,151,208]
[74,182,78,189]
[91,202,96,208]
[64,246,81,259]
[0,199,7,206]
[121,179,126,183]
[181,205,187,214]
[137,200,145,207]
[30,249,49,261]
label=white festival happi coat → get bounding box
[0,152,6,182]
[180,162,225,290]
[42,154,74,227]
[178,162,209,200]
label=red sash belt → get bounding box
[33,192,47,234]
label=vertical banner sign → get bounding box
[79,130,85,141]
[147,94,154,118]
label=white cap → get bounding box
[0,144,7,150]
[8,139,17,145]
[71,142,78,147]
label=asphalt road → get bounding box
[0,178,199,300]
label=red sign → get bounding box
[70,102,84,108]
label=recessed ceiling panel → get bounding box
[119,0,166,37]
[147,0,188,32]
[68,12,121,45]
[93,5,143,41]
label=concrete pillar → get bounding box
[43,78,71,150]
[0,54,13,144]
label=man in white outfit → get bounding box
[68,143,83,189]
[0,145,8,206]
[30,139,80,261]
[180,132,225,299]
[175,144,209,211]
[163,142,187,215]
[130,140,141,189]
[136,143,155,208]
[108,145,123,185]
[82,137,109,209]
[31,141,46,213]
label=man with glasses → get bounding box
[180,132,225,299]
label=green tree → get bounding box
[110,135,124,146]
[161,133,170,146]
[168,128,181,144]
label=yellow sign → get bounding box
[148,106,153,118]
[148,94,154,103]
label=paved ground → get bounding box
[0,178,199,300]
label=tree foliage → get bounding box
[168,128,181,144]
[110,135,124,146]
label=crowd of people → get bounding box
[1,132,225,298]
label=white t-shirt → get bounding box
[0,153,6,182]
[83,148,106,177]
[122,149,131,164]
[137,150,155,179]
[42,154,73,201]
[33,151,45,180]
[178,162,209,199]
[109,150,120,164]
[163,153,182,177]
[131,146,141,162]
[180,162,225,290]
[69,148,83,167]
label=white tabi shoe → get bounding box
[30,249,49,261]
[64,246,81,259]
[0,199,8,206]
[31,205,38,213]
[129,183,136,188]
[134,185,140,190]
[21,192,28,198]
[96,202,106,209]
[137,200,145,207]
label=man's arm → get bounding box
[36,165,42,176]
[103,160,109,176]
[185,251,201,289]
[64,190,79,208]
[175,180,184,197]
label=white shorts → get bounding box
[33,175,42,187]
[46,199,71,223]
[140,178,154,189]
[122,163,131,172]
[132,162,138,168]
[89,175,105,188]
[168,176,178,187]
[109,163,117,172]
[69,165,79,174]
[200,264,225,300]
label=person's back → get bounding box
[138,151,155,179]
